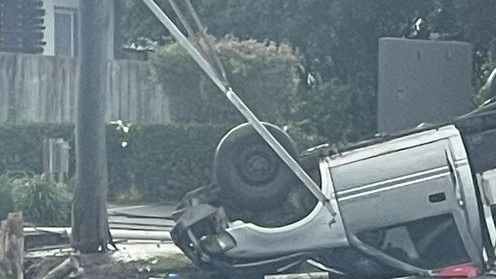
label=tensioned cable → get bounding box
[142,0,337,219]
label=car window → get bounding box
[356,214,470,270]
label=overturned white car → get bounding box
[171,101,496,279]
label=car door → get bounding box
[328,126,484,273]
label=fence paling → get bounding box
[0,52,170,124]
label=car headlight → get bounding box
[200,231,236,254]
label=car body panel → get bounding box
[225,159,348,258]
[329,125,484,270]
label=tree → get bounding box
[452,0,496,88]
[292,77,376,144]
[116,0,496,83]
[71,0,112,253]
[115,0,496,142]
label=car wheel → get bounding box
[213,122,298,210]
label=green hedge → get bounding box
[0,123,231,202]
[107,123,231,201]
[0,123,75,174]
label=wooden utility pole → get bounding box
[0,212,23,279]
[71,0,112,253]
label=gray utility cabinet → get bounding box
[378,37,474,134]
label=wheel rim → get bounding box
[235,147,279,186]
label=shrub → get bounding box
[0,123,231,202]
[0,172,72,226]
[11,173,72,226]
[0,123,75,175]
[150,37,302,125]
[107,123,231,201]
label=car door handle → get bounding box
[429,192,446,203]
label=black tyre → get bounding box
[213,122,298,210]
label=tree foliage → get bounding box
[150,37,301,125]
[294,78,377,144]
[116,0,496,142]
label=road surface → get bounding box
[108,203,176,232]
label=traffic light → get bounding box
[0,0,45,53]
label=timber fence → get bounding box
[0,52,170,124]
